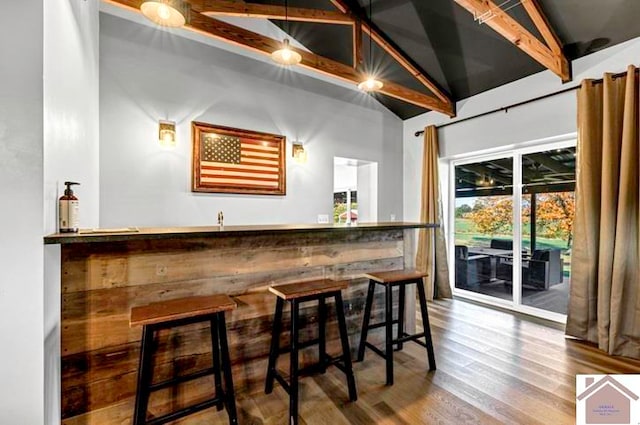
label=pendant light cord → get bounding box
[369,0,373,73]
[285,0,289,34]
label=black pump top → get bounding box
[64,181,80,196]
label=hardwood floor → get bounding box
[171,299,640,424]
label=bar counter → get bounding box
[47,222,437,424]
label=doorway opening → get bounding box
[333,157,378,224]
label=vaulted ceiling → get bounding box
[108,0,640,119]
[274,0,640,118]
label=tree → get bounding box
[468,197,513,236]
[455,204,472,218]
[535,192,575,248]
[467,192,575,248]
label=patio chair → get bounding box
[454,245,492,289]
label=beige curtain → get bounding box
[566,66,640,358]
[416,126,452,300]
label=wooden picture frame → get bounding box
[192,122,286,195]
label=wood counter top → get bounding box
[44,221,438,244]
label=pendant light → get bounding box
[140,0,190,27]
[358,0,383,92]
[271,0,302,66]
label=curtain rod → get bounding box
[414,67,639,137]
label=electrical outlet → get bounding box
[156,264,167,276]
[317,214,329,224]
[390,214,396,221]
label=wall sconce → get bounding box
[292,142,307,164]
[159,120,176,148]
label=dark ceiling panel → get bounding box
[371,0,546,101]
[539,0,640,59]
[370,93,429,120]
[282,21,354,64]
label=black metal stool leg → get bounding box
[416,281,436,371]
[357,280,376,362]
[334,292,358,401]
[133,325,155,425]
[397,284,405,351]
[217,312,238,425]
[318,296,327,373]
[210,317,224,411]
[289,300,300,425]
[384,284,394,386]
[265,297,284,394]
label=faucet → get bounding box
[217,211,224,227]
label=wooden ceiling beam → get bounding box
[453,0,570,82]
[520,0,563,55]
[193,0,354,25]
[353,18,363,69]
[329,0,454,111]
[104,0,453,115]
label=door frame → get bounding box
[447,136,577,323]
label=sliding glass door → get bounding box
[450,141,576,321]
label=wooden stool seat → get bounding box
[265,279,357,425]
[130,294,236,327]
[357,268,436,386]
[364,269,427,284]
[130,294,238,425]
[268,279,348,300]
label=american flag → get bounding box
[200,133,282,189]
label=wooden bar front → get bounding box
[46,222,434,424]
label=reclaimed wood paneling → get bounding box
[61,228,412,423]
[65,299,640,425]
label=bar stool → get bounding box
[357,269,436,385]
[129,294,238,425]
[265,279,357,425]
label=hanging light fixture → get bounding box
[271,0,302,66]
[140,0,190,27]
[358,0,383,92]
[358,77,383,91]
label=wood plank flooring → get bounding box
[95,298,640,425]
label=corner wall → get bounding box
[0,1,44,423]
[99,14,403,227]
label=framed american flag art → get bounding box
[191,122,286,195]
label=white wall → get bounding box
[334,162,358,192]
[403,36,640,223]
[43,1,100,423]
[99,14,403,227]
[0,1,44,423]
[357,162,379,222]
[44,0,100,231]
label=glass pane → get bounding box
[333,191,357,223]
[520,147,575,314]
[454,158,513,301]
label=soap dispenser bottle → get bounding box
[59,181,80,233]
